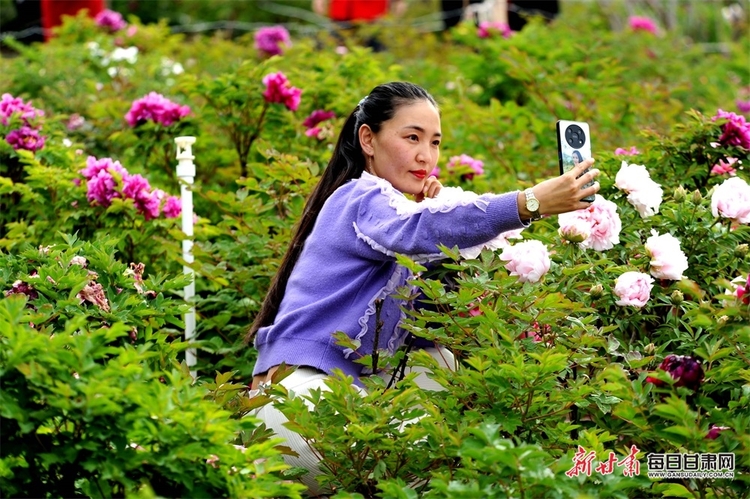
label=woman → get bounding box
[248,82,598,491]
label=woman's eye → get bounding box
[432,140,441,147]
[408,134,419,141]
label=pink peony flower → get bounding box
[711,176,750,223]
[614,146,640,156]
[95,9,127,32]
[645,230,688,280]
[447,154,484,180]
[626,180,663,218]
[711,157,738,176]
[558,216,591,243]
[628,16,658,34]
[477,21,512,38]
[645,354,704,390]
[712,109,750,149]
[69,256,88,267]
[615,161,652,193]
[499,239,551,284]
[557,195,621,251]
[80,156,128,180]
[254,25,291,57]
[121,173,151,200]
[429,166,440,178]
[67,114,85,131]
[5,126,45,151]
[162,195,182,218]
[0,93,44,126]
[614,271,654,308]
[125,92,191,127]
[738,100,750,114]
[262,72,302,112]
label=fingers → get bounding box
[423,177,442,199]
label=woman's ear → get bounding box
[359,124,375,156]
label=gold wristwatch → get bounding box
[524,188,542,221]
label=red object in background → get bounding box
[40,0,105,40]
[328,0,388,22]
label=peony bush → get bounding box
[0,3,748,497]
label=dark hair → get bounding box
[572,150,584,163]
[246,82,438,341]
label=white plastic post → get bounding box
[175,136,197,378]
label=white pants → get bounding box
[253,347,455,494]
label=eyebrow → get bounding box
[403,125,442,137]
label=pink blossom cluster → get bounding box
[80,156,181,220]
[614,271,654,308]
[303,109,335,139]
[125,92,191,128]
[711,157,738,176]
[499,239,551,284]
[645,230,688,280]
[614,146,639,156]
[557,195,622,251]
[711,176,750,224]
[254,25,292,57]
[712,109,750,149]
[1,93,46,152]
[738,100,750,114]
[444,154,484,180]
[628,16,658,34]
[262,72,302,111]
[477,21,512,39]
[615,161,663,218]
[95,9,127,32]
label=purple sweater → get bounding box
[253,172,527,382]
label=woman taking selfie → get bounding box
[247,81,598,491]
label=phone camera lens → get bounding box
[565,125,586,148]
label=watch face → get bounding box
[527,198,540,211]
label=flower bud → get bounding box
[717,315,729,326]
[673,185,687,202]
[706,425,731,440]
[691,189,703,204]
[644,343,656,355]
[670,290,684,305]
[735,244,748,258]
[589,283,604,299]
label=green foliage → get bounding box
[1,3,749,497]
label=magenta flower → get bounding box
[67,114,85,131]
[303,109,335,128]
[614,146,639,156]
[712,109,750,149]
[628,16,658,34]
[86,169,122,207]
[711,157,738,176]
[737,100,750,114]
[735,273,750,305]
[162,195,182,218]
[80,156,127,180]
[5,126,45,151]
[477,21,512,39]
[0,93,44,126]
[447,154,484,180]
[125,92,191,127]
[95,9,127,32]
[254,25,291,57]
[262,72,302,112]
[121,173,151,200]
[645,354,704,390]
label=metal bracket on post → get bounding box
[175,136,197,379]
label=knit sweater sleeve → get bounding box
[352,177,528,262]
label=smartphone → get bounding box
[556,120,595,203]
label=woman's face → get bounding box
[573,151,583,165]
[361,100,442,195]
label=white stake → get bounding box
[175,136,197,378]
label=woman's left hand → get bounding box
[416,176,442,202]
